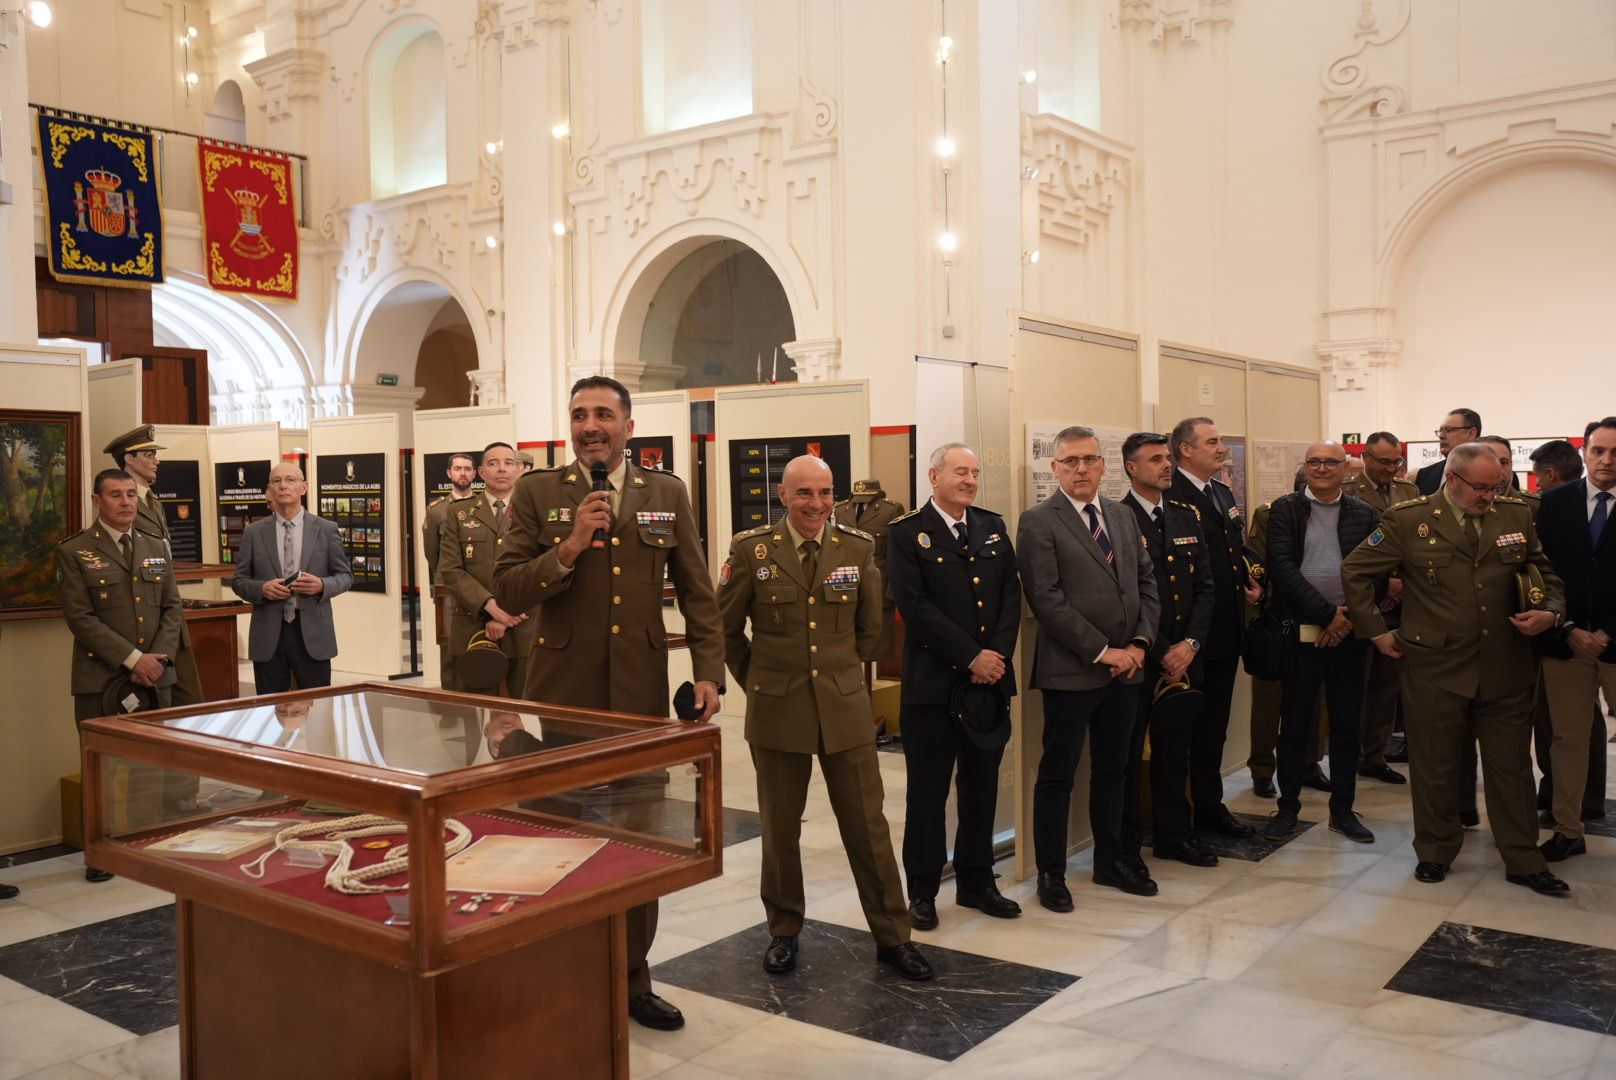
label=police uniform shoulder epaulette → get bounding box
[972,506,1004,520]
[834,522,873,540]
[734,523,774,541]
[1388,495,1428,511]
[889,506,925,525]
[1167,498,1202,520]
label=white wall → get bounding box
[640,0,754,135]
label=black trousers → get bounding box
[1125,661,1194,854]
[1188,653,1239,822]
[1034,682,1138,872]
[253,617,332,694]
[899,703,1003,898]
[1278,640,1366,817]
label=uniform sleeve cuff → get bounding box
[123,650,142,670]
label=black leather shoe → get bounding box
[908,897,939,930]
[1414,861,1448,883]
[876,942,934,980]
[1459,809,1481,829]
[1358,763,1407,785]
[1263,811,1301,842]
[1196,812,1256,840]
[1154,840,1219,868]
[763,935,798,974]
[1302,769,1333,793]
[0,883,17,901]
[84,868,113,883]
[1252,776,1276,798]
[956,885,1021,919]
[1540,834,1587,862]
[1506,870,1571,896]
[1093,859,1159,897]
[628,992,685,1031]
[1539,808,1556,828]
[1330,812,1376,843]
[1384,747,1409,764]
[1036,872,1073,913]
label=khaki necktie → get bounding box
[118,534,133,570]
[493,499,506,517]
[800,538,819,582]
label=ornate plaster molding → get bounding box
[467,367,505,405]
[1027,115,1132,248]
[608,115,780,238]
[245,47,327,120]
[1119,0,1233,45]
[782,337,841,382]
[1321,0,1410,121]
[1315,338,1401,392]
[344,184,472,281]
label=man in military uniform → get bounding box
[104,425,204,706]
[438,443,534,695]
[833,478,905,666]
[1342,443,1570,895]
[423,452,478,690]
[1120,433,1217,867]
[886,444,1020,929]
[493,376,725,1032]
[1169,417,1263,839]
[718,454,932,981]
[1349,432,1420,784]
[58,469,185,882]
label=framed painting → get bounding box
[0,409,83,619]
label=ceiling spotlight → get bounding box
[27,1,51,28]
[938,232,958,254]
[552,221,567,237]
[484,235,499,250]
[185,71,199,86]
[1023,69,1037,84]
[935,136,956,159]
[551,122,570,140]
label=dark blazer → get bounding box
[1536,479,1616,663]
[1017,493,1159,691]
[231,512,353,662]
[1414,459,1445,496]
[886,501,1020,704]
[1122,493,1215,663]
[1264,491,1381,626]
[1168,470,1252,661]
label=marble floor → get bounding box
[1,669,1613,1079]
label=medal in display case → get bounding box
[79,684,723,1079]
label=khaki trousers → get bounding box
[750,741,909,947]
[1540,656,1616,840]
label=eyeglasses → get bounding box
[1435,425,1475,436]
[1448,472,1498,496]
[1304,459,1344,470]
[1362,451,1404,467]
[1053,455,1104,469]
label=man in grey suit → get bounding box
[232,462,354,692]
[1019,426,1160,911]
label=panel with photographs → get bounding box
[728,435,852,532]
[317,453,387,593]
[214,460,273,565]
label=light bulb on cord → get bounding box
[935,136,955,159]
[1023,69,1037,84]
[938,35,953,51]
[185,71,199,86]
[187,25,198,38]
[551,122,570,140]
[552,221,567,237]
[485,235,499,250]
[938,232,958,254]
[27,1,51,28]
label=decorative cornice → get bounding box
[607,114,781,237]
[782,337,841,382]
[244,47,327,120]
[1119,0,1233,45]
[1316,338,1401,391]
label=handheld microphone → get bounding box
[590,460,610,549]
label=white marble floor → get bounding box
[2,666,1612,1079]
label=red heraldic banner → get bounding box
[197,139,299,301]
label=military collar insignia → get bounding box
[632,476,646,487]
[564,473,578,483]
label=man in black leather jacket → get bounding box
[1262,441,1383,844]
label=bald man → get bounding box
[231,462,354,692]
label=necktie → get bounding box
[118,534,133,571]
[954,522,969,548]
[1463,514,1480,548]
[1152,505,1165,538]
[1085,504,1114,567]
[493,499,506,518]
[1593,491,1611,547]
[282,519,297,622]
[800,538,819,581]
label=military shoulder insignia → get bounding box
[1366,527,1385,546]
[1495,494,1525,505]
[736,523,772,539]
[834,522,873,540]
[1389,496,1427,511]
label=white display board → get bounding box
[1249,440,1314,509]
[1024,422,1135,506]
[630,390,694,489]
[86,359,142,467]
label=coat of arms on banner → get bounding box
[197,138,299,300]
[36,110,163,287]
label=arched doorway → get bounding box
[350,279,478,427]
[413,299,478,409]
[638,239,795,389]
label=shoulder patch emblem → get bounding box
[1367,527,1385,546]
[1417,523,1429,538]
[719,560,733,586]
[754,542,768,561]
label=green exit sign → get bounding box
[376,373,399,387]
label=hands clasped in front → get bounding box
[1100,643,1147,679]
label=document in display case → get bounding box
[79,685,722,1080]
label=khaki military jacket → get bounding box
[424,492,476,591]
[136,490,168,541]
[57,523,183,694]
[1342,494,1564,699]
[1348,474,1420,514]
[832,495,905,603]
[493,462,725,716]
[439,493,539,660]
[717,520,883,755]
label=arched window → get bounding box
[206,80,247,143]
[368,24,448,199]
[640,0,754,134]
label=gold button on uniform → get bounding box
[811,668,819,678]
[808,596,816,605]
[809,621,817,629]
[613,595,622,605]
[613,566,622,576]
[972,577,981,585]
[611,537,621,546]
[810,645,818,653]
[611,625,620,634]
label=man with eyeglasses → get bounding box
[1414,409,1482,496]
[1260,443,1381,843]
[1348,432,1420,784]
[1343,442,1570,895]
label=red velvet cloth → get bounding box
[197,139,300,300]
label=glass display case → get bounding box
[79,684,723,1080]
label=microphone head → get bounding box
[590,460,609,482]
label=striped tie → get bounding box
[1085,504,1114,567]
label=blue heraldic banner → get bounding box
[37,111,164,287]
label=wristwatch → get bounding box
[1186,638,1202,653]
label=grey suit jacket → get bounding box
[1017,492,1160,691]
[231,513,354,662]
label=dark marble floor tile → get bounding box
[653,917,1075,1061]
[661,800,765,848]
[1387,922,1616,1036]
[0,843,78,869]
[1581,799,1616,839]
[1145,812,1316,862]
[0,905,177,1036]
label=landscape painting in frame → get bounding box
[0,409,82,618]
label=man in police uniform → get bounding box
[1349,432,1420,784]
[494,376,725,1032]
[719,454,932,981]
[1168,417,1263,839]
[438,443,534,695]
[886,444,1020,929]
[1120,433,1217,866]
[423,452,478,690]
[58,469,185,882]
[103,425,204,706]
[833,478,905,665]
[1342,443,1570,895]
